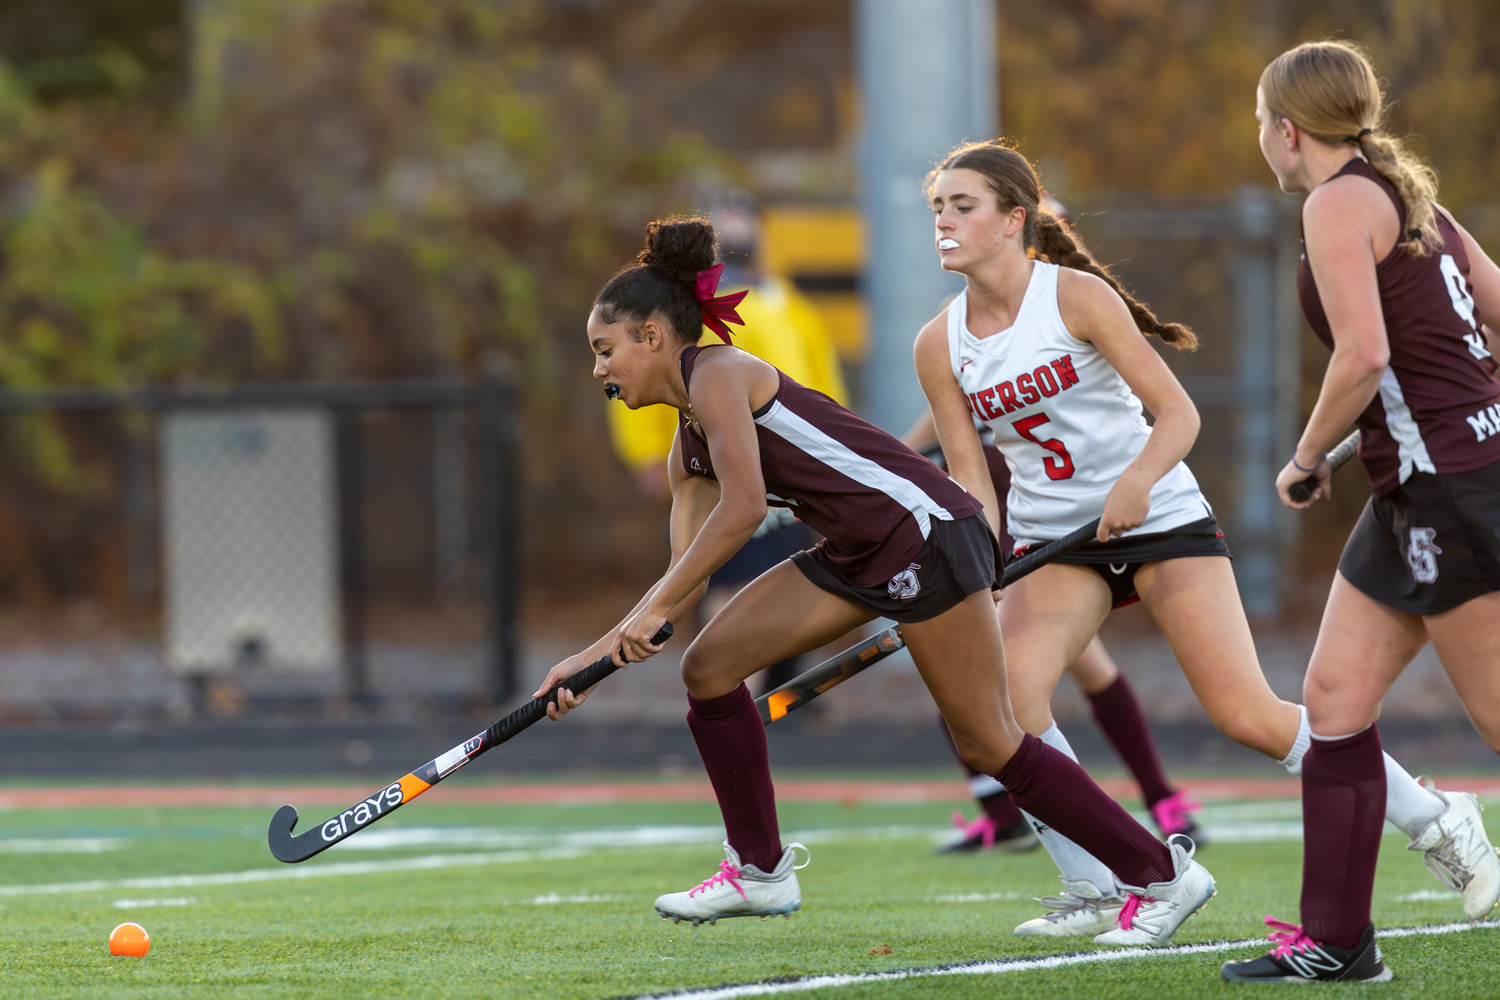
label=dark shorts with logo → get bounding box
[791,514,1000,623]
[1339,460,1500,615]
[1008,516,1232,609]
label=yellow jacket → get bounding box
[606,277,849,471]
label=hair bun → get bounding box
[638,217,718,283]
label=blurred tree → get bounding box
[1001,0,1500,216]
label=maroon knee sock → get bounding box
[939,715,1023,827]
[1300,725,1385,950]
[997,733,1174,887]
[687,684,782,871]
[1088,674,1175,808]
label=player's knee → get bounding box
[678,641,716,693]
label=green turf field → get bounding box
[0,789,1494,999]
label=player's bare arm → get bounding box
[1278,177,1394,507]
[1057,268,1200,540]
[614,351,775,659]
[915,312,1002,534]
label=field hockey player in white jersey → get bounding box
[912,138,1496,941]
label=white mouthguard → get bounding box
[937,238,960,251]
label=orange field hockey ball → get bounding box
[109,922,151,957]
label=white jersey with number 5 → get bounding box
[946,260,1210,549]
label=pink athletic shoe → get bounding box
[1150,790,1206,846]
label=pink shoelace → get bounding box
[1116,893,1148,930]
[687,860,747,901]
[1150,790,1202,837]
[950,811,997,849]
[1264,915,1316,958]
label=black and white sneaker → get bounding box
[936,811,1040,854]
[1221,918,1392,983]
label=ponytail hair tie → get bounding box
[693,263,749,344]
[1353,127,1373,141]
[1151,322,1166,335]
[1408,228,1423,241]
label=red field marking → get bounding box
[1,776,1496,810]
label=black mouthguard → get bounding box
[605,383,621,401]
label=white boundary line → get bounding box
[616,922,1500,1000]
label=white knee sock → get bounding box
[1279,705,1312,776]
[1288,708,1446,839]
[968,773,1006,799]
[1016,723,1119,897]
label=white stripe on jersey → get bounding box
[1377,367,1437,485]
[754,400,957,539]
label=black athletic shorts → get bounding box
[791,514,1000,623]
[1007,516,1232,609]
[1339,460,1500,615]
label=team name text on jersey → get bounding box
[964,355,1080,420]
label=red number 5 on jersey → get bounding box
[1012,412,1076,481]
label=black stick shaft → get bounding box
[755,518,1103,724]
[1288,431,1361,502]
[268,623,672,862]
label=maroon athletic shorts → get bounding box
[791,514,1000,623]
[1339,459,1500,615]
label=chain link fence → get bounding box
[0,376,519,722]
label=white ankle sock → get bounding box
[1019,723,1118,896]
[1279,705,1312,776]
[1381,753,1446,839]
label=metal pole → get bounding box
[857,0,996,433]
[481,355,520,704]
[336,408,372,705]
[1231,186,1280,619]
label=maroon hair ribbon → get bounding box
[694,264,748,344]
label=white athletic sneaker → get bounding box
[1094,834,1216,946]
[1410,777,1500,920]
[1012,878,1124,937]
[654,841,809,926]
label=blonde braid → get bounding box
[1354,131,1442,255]
[1030,211,1199,351]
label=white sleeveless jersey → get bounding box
[947,261,1211,548]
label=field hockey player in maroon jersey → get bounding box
[915,139,1491,944]
[1223,41,1500,984]
[532,216,1214,941]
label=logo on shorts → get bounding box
[1405,527,1443,584]
[887,562,921,600]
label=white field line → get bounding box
[113,897,195,909]
[336,824,945,852]
[618,922,1500,1000]
[0,825,942,899]
[0,838,123,854]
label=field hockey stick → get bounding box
[1288,430,1361,503]
[755,517,1103,724]
[267,623,673,863]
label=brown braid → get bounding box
[1030,211,1198,350]
[926,139,1198,351]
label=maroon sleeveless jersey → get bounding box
[1297,158,1500,496]
[676,345,982,587]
